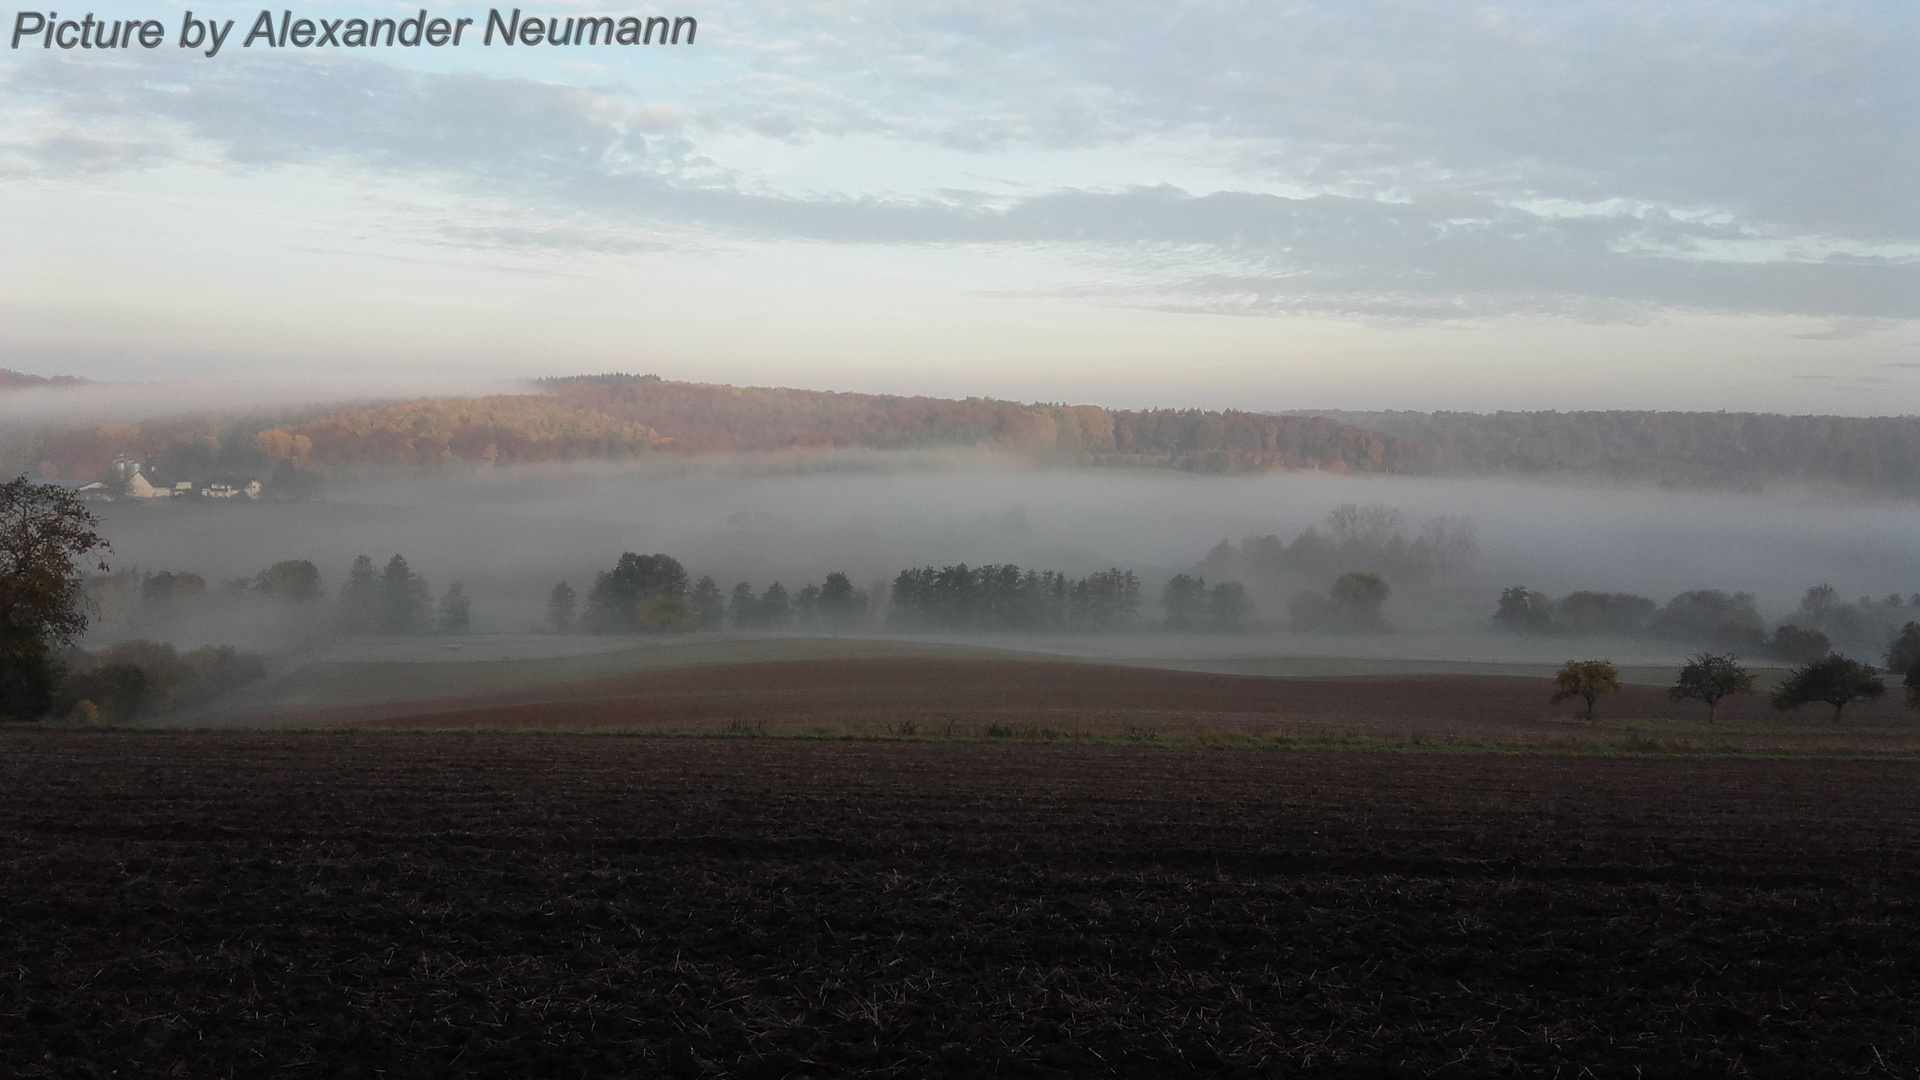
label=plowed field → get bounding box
[243,657,1917,752]
[6,733,1919,1076]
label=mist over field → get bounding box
[81,451,1920,667]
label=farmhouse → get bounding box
[105,459,261,501]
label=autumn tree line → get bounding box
[1301,408,1920,495]
[11,371,1920,496]
[8,374,1419,484]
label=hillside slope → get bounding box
[1296,408,1920,492]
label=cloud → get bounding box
[698,1,1916,236]
[1789,317,1894,341]
[3,0,1914,323]
[0,373,533,424]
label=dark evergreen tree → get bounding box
[793,583,822,627]
[583,553,688,633]
[376,555,431,634]
[689,576,725,631]
[729,582,759,630]
[438,583,471,635]
[336,555,378,635]
[759,583,792,629]
[547,581,577,633]
[888,563,1141,633]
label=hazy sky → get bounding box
[3,0,1915,412]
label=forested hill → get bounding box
[5,378,1420,481]
[1292,410,1920,493]
[0,369,86,391]
[10,371,1915,492]
[537,377,1417,474]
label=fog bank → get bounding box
[82,453,1920,662]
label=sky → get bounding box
[2,0,1916,413]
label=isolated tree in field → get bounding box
[546,581,576,633]
[1772,654,1885,722]
[0,476,110,720]
[689,576,725,631]
[1668,652,1753,722]
[1551,660,1621,720]
[437,583,471,635]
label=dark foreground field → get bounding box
[243,656,1919,752]
[5,734,1920,1077]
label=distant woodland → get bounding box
[1,373,1416,483]
[1297,409,1920,492]
[0,370,87,391]
[2,370,1917,493]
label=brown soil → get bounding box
[247,657,1917,750]
[4,733,1919,1076]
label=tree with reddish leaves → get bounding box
[0,475,110,720]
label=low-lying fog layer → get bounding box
[82,452,1920,667]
